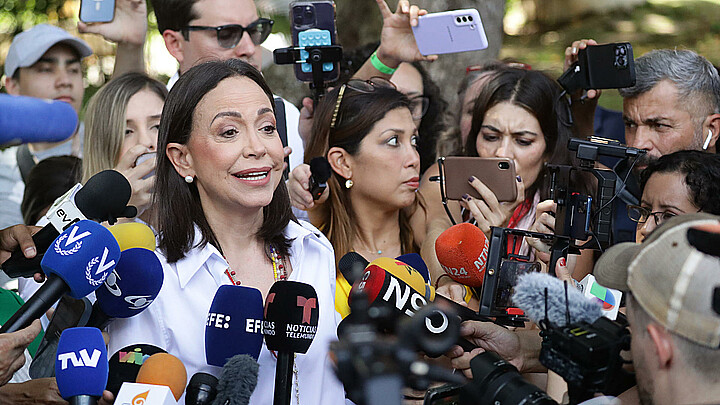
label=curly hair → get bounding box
[640,150,720,214]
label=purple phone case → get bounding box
[411,9,488,56]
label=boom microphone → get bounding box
[205,285,264,366]
[2,169,135,279]
[435,223,489,287]
[262,281,319,405]
[212,354,259,405]
[89,247,164,329]
[55,327,108,405]
[135,353,188,401]
[0,220,120,333]
[308,157,331,200]
[511,272,603,327]
[0,94,78,147]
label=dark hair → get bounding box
[150,0,199,33]
[640,150,720,215]
[154,59,294,263]
[21,156,82,225]
[304,84,419,265]
[465,68,585,200]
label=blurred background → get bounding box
[1,0,717,113]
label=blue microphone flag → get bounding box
[55,327,108,399]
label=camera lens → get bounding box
[468,15,473,21]
[462,16,467,22]
[498,161,510,170]
[304,6,313,17]
[456,16,461,23]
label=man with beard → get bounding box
[593,213,720,405]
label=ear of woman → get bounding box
[327,146,353,180]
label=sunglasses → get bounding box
[181,18,274,49]
[330,77,396,129]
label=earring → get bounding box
[345,179,353,189]
[185,175,194,183]
[703,129,713,150]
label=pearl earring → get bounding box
[185,175,194,183]
[345,179,353,189]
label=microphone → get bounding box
[435,223,489,287]
[338,251,369,284]
[308,157,331,200]
[262,281,319,405]
[108,222,156,251]
[0,220,120,333]
[205,285,264,366]
[2,169,135,279]
[0,94,78,147]
[107,344,167,396]
[511,272,603,327]
[396,253,430,283]
[135,352,188,401]
[212,354,259,405]
[89,247,164,329]
[55,327,108,405]
[186,372,218,405]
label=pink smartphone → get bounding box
[411,9,488,56]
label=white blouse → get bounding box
[107,220,345,404]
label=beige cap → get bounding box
[594,213,720,348]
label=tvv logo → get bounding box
[57,349,102,370]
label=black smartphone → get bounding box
[290,1,339,82]
[558,42,635,92]
[273,97,290,180]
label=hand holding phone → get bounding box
[80,0,115,23]
[412,9,488,56]
[441,157,518,202]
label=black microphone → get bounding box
[338,251,369,284]
[186,372,219,405]
[212,354,259,405]
[2,169,135,279]
[308,157,331,200]
[262,281,319,405]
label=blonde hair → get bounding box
[82,73,167,183]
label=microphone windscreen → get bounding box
[435,223,489,287]
[263,281,319,354]
[55,327,108,399]
[75,170,132,223]
[309,156,331,183]
[395,253,430,283]
[107,344,167,396]
[338,251,369,285]
[108,222,156,251]
[41,219,121,299]
[205,285,264,365]
[186,372,218,405]
[512,272,603,326]
[136,353,187,401]
[0,94,78,146]
[95,247,164,318]
[213,354,258,405]
[370,257,432,300]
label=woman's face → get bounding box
[636,171,699,242]
[391,63,424,128]
[475,101,546,191]
[119,88,164,157]
[179,76,284,213]
[460,72,494,144]
[345,107,420,210]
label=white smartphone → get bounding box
[134,152,156,180]
[411,9,488,56]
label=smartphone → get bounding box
[424,383,462,405]
[134,152,156,180]
[412,9,488,56]
[80,0,115,23]
[558,42,635,92]
[273,97,290,179]
[441,157,517,202]
[290,1,339,82]
[492,260,541,312]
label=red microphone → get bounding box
[435,223,488,287]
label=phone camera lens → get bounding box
[468,15,473,21]
[456,16,461,23]
[498,162,510,170]
[462,16,467,22]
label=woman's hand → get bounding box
[288,164,329,211]
[527,199,556,264]
[77,0,147,46]
[114,145,155,217]
[460,175,525,235]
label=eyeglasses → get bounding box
[181,18,274,49]
[627,205,678,226]
[408,95,430,121]
[330,77,396,129]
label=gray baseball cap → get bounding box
[4,24,93,78]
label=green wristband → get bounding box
[370,51,397,75]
